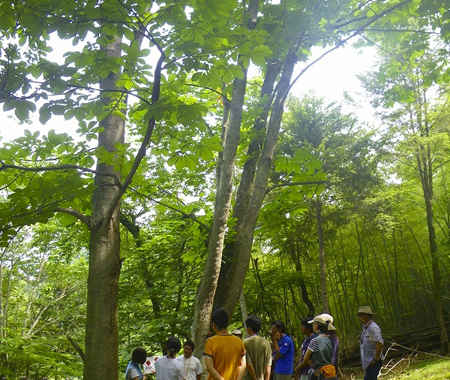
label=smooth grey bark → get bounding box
[214,60,281,308]
[214,49,298,316]
[84,37,124,380]
[191,69,248,358]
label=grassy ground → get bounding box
[383,357,450,380]
[340,356,450,380]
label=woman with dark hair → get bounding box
[295,316,336,380]
[125,347,148,380]
[155,336,183,380]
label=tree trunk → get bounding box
[315,198,330,313]
[84,37,124,380]
[214,61,281,309]
[191,68,247,357]
[418,149,449,354]
[213,49,298,316]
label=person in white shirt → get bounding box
[177,340,203,380]
[156,337,184,380]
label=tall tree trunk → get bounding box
[315,198,330,313]
[84,37,124,380]
[213,49,298,316]
[417,149,449,354]
[191,68,247,357]
[213,50,281,313]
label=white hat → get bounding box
[357,306,375,315]
[308,313,334,324]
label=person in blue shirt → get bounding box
[271,320,295,380]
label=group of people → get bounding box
[125,305,384,380]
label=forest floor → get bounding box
[341,355,450,380]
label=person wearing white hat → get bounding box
[358,306,383,380]
[294,315,336,380]
[306,314,339,371]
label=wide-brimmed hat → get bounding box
[357,306,375,315]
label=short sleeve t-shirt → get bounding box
[308,335,333,369]
[126,362,143,380]
[204,334,245,380]
[243,335,272,380]
[155,356,183,380]
[360,321,383,369]
[273,334,294,375]
[176,355,203,380]
[299,334,316,375]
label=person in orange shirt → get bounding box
[203,308,246,380]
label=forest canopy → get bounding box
[0,1,448,379]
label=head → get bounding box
[358,313,372,324]
[310,315,331,334]
[183,340,195,358]
[357,306,374,324]
[131,347,147,364]
[246,315,262,336]
[271,320,286,337]
[166,336,181,358]
[301,318,314,336]
[211,308,229,332]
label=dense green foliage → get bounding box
[0,0,449,379]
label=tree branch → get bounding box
[67,335,86,363]
[55,207,91,228]
[184,83,231,104]
[266,180,328,193]
[0,161,120,183]
[285,0,411,100]
[103,49,166,225]
[129,186,210,231]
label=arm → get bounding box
[246,357,257,380]
[264,364,271,380]
[204,356,224,380]
[271,332,282,360]
[368,325,384,366]
[237,354,246,380]
[295,349,312,374]
[375,342,383,361]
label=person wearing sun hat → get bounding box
[295,315,336,380]
[358,306,384,380]
[306,314,339,372]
